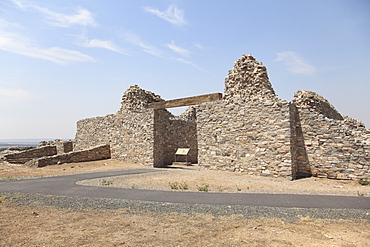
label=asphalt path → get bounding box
[0,169,369,209]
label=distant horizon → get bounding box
[0,138,72,143]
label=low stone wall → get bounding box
[26,144,111,167]
[4,146,57,164]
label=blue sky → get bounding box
[0,0,369,139]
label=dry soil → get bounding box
[1,159,369,246]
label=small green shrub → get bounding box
[357,191,364,197]
[101,179,113,186]
[179,182,188,190]
[169,182,179,190]
[169,182,188,190]
[236,185,242,192]
[359,179,370,186]
[197,184,209,192]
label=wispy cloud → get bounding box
[0,87,33,104]
[0,20,95,64]
[84,39,125,54]
[123,31,162,57]
[275,51,317,75]
[120,30,203,69]
[82,38,127,55]
[10,0,97,27]
[166,41,189,57]
[193,42,204,50]
[173,57,204,70]
[144,5,187,26]
[39,8,96,27]
[9,0,25,9]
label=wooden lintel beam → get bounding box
[147,93,222,109]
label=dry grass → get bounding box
[1,201,369,247]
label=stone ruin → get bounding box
[4,54,369,180]
[74,54,369,180]
[74,85,198,166]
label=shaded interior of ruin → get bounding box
[153,108,198,167]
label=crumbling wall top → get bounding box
[176,106,196,121]
[293,90,343,120]
[224,54,277,101]
[120,85,164,111]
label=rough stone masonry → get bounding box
[74,54,369,180]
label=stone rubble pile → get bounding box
[120,85,163,111]
[293,90,343,120]
[224,54,277,101]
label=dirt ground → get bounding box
[1,159,370,246]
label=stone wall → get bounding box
[196,54,369,180]
[292,90,370,180]
[289,103,312,179]
[196,97,292,178]
[74,85,159,166]
[74,85,198,167]
[4,146,57,164]
[26,144,111,167]
[56,141,73,154]
[75,110,154,165]
[196,54,292,178]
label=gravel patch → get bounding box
[3,192,369,223]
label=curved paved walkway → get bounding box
[1,169,369,209]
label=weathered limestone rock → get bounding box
[120,85,163,111]
[224,54,277,101]
[293,90,343,120]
